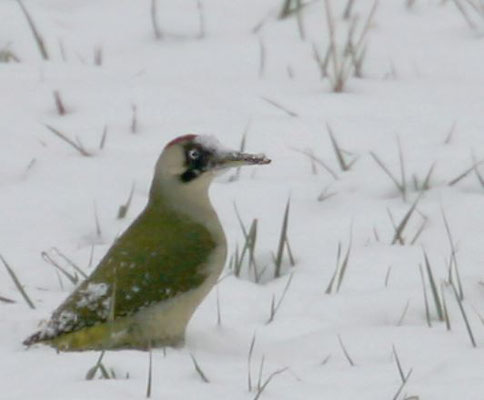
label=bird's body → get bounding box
[24,134,269,351]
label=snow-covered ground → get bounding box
[1,0,484,398]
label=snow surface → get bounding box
[1,0,484,399]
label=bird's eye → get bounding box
[188,149,200,160]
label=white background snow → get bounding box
[1,0,484,398]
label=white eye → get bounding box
[188,149,200,160]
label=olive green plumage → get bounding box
[24,200,215,350]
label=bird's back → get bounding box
[24,203,224,350]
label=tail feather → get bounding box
[23,331,44,347]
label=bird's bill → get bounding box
[214,151,271,169]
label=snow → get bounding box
[1,0,484,399]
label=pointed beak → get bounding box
[214,151,271,169]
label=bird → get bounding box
[24,134,270,351]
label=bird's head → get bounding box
[150,134,271,206]
[156,134,270,182]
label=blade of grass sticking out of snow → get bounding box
[392,368,413,400]
[392,345,405,383]
[0,255,35,309]
[247,333,256,391]
[54,268,64,290]
[233,202,249,238]
[409,217,427,246]
[99,125,108,150]
[279,0,294,18]
[53,91,66,115]
[146,345,152,398]
[318,185,337,202]
[118,182,136,219]
[285,238,295,266]
[189,354,210,383]
[337,334,355,366]
[267,273,294,324]
[354,0,378,53]
[336,232,352,293]
[418,264,432,328]
[93,201,102,238]
[17,0,49,60]
[0,295,15,304]
[370,152,405,199]
[44,124,92,157]
[274,198,291,278]
[473,160,484,187]
[397,299,410,326]
[320,354,331,365]
[327,123,349,171]
[352,44,367,78]
[325,242,341,294]
[385,266,392,287]
[387,209,401,244]
[233,244,241,277]
[87,243,94,268]
[246,218,258,272]
[450,282,476,347]
[391,193,423,245]
[448,158,484,186]
[256,355,265,391]
[373,226,380,242]
[41,251,79,285]
[150,0,162,39]
[441,208,463,300]
[441,282,451,331]
[312,42,330,79]
[444,121,456,144]
[295,0,305,40]
[253,366,288,400]
[423,251,444,321]
[260,96,298,118]
[420,162,436,191]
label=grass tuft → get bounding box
[44,124,92,157]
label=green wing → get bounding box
[44,205,216,339]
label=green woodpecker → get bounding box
[24,134,270,351]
